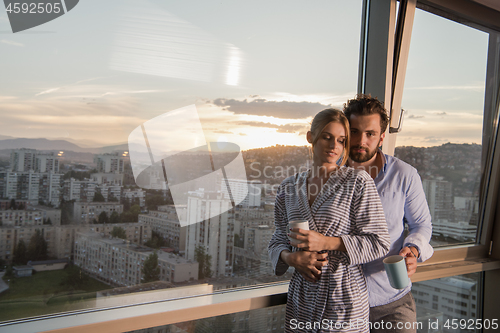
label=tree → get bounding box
[13,240,27,265]
[194,245,212,279]
[111,226,127,239]
[144,231,168,249]
[142,252,160,283]
[27,230,48,261]
[60,199,75,225]
[61,264,88,290]
[98,211,109,224]
[121,204,141,222]
[110,211,121,224]
[108,194,119,202]
[93,192,105,202]
[146,194,166,211]
[122,197,131,211]
[234,234,243,248]
[62,170,92,181]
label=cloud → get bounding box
[211,98,331,119]
[1,39,24,47]
[213,130,233,134]
[424,136,449,144]
[36,88,60,96]
[407,114,424,119]
[235,120,308,134]
[101,90,162,97]
[0,96,18,102]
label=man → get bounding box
[344,94,433,333]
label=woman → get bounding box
[268,109,390,332]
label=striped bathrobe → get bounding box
[268,167,390,332]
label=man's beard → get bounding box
[349,141,380,163]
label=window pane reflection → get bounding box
[123,273,482,333]
[396,9,488,247]
[414,273,481,333]
[0,0,362,322]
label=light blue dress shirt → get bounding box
[363,151,433,307]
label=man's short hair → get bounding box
[343,94,389,133]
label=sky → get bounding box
[0,0,489,153]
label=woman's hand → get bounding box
[282,250,329,283]
[289,228,346,252]
[289,228,327,252]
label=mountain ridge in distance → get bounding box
[0,137,128,154]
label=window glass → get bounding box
[396,9,489,247]
[0,0,363,321]
[124,273,483,333]
[413,273,482,333]
[127,304,288,333]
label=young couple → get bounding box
[269,94,433,332]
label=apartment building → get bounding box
[221,179,262,208]
[9,148,37,172]
[0,209,43,226]
[138,205,186,253]
[233,225,274,277]
[35,153,60,173]
[122,188,146,208]
[185,192,234,277]
[62,178,98,202]
[74,231,198,286]
[38,172,62,207]
[72,202,123,224]
[412,275,478,328]
[94,153,125,174]
[0,222,151,263]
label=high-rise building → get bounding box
[185,191,234,277]
[10,148,37,172]
[17,171,39,202]
[96,183,122,202]
[94,153,125,174]
[423,179,453,222]
[221,179,262,208]
[35,153,60,173]
[38,172,62,207]
[0,172,18,199]
[62,178,98,202]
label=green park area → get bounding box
[0,267,111,322]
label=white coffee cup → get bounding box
[287,220,309,246]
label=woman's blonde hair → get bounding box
[309,108,350,166]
